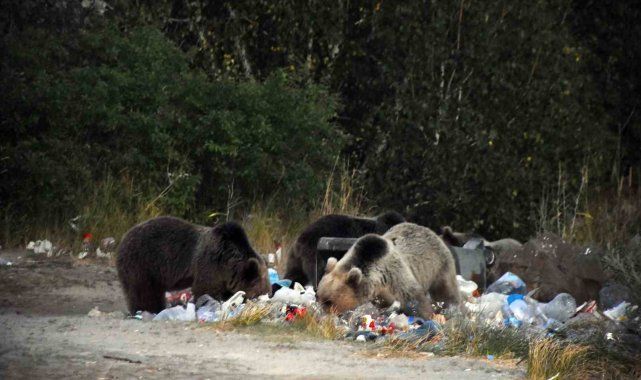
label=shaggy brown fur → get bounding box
[117,216,271,314]
[316,223,460,318]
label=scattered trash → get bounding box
[487,354,494,361]
[268,268,280,285]
[166,289,193,307]
[0,257,12,266]
[96,237,117,258]
[78,233,94,259]
[88,306,103,318]
[541,293,576,323]
[604,301,637,322]
[153,303,196,321]
[599,283,632,311]
[457,275,478,299]
[221,291,246,318]
[270,283,316,306]
[195,295,222,323]
[27,239,54,257]
[485,272,527,295]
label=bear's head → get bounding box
[375,211,405,234]
[213,222,272,298]
[316,234,389,314]
[237,256,272,299]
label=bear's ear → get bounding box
[347,267,362,286]
[326,257,338,273]
[242,258,261,282]
[440,226,458,246]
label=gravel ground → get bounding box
[0,249,525,379]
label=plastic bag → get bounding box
[485,272,527,295]
[153,303,196,321]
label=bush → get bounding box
[0,22,343,243]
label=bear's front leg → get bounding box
[408,293,434,319]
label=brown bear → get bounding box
[316,222,460,318]
[117,216,271,314]
[283,211,405,288]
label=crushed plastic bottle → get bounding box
[153,303,196,321]
[195,295,222,323]
[485,272,527,295]
[466,292,508,320]
[541,293,577,323]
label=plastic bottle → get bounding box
[541,293,576,323]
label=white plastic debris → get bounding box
[604,301,638,322]
[457,275,478,299]
[96,237,116,258]
[27,240,54,257]
[153,303,197,321]
[0,257,12,266]
[270,283,316,306]
[221,291,246,318]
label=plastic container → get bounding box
[485,272,527,295]
[153,303,196,321]
[541,293,576,323]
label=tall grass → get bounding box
[241,163,366,272]
[1,174,162,251]
[537,166,640,247]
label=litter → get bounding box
[195,295,222,323]
[540,293,577,323]
[27,239,54,257]
[96,237,116,258]
[270,283,316,306]
[457,275,478,299]
[153,303,196,321]
[221,291,246,318]
[485,272,527,295]
[604,301,637,322]
[268,268,280,285]
[0,257,12,266]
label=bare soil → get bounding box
[0,249,525,379]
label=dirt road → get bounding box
[0,249,524,379]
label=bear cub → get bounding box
[284,211,405,287]
[317,222,460,318]
[117,216,271,314]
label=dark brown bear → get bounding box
[117,216,271,314]
[283,211,405,287]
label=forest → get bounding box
[1,1,639,251]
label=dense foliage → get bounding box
[1,0,639,242]
[0,20,342,234]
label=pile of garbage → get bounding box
[464,271,639,332]
[121,265,639,353]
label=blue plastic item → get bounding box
[268,268,280,285]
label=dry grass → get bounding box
[440,315,529,359]
[527,339,600,380]
[203,302,272,333]
[291,311,345,340]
